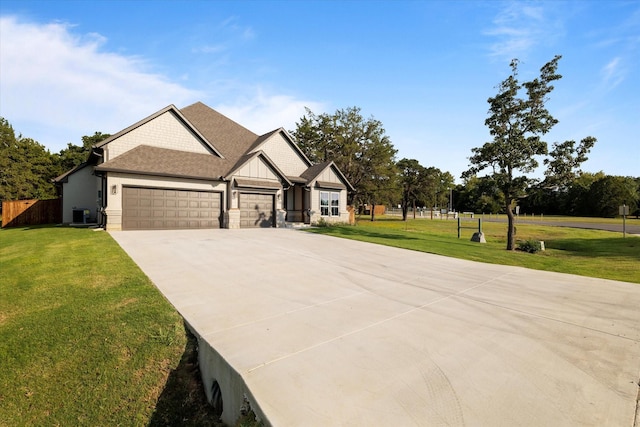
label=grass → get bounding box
[308,216,640,284]
[0,226,223,426]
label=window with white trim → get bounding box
[331,192,339,216]
[320,191,340,216]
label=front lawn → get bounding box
[309,217,640,284]
[0,226,221,426]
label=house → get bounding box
[54,102,353,230]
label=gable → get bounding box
[251,131,309,176]
[317,165,343,184]
[301,161,353,191]
[235,155,280,181]
[102,110,216,162]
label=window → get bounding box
[320,191,340,216]
[331,192,339,216]
[320,192,329,216]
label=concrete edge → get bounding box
[184,320,269,426]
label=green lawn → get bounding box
[309,216,640,284]
[0,226,222,426]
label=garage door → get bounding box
[239,193,274,228]
[122,187,221,230]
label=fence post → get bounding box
[457,217,461,239]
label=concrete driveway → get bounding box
[111,229,640,426]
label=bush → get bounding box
[518,239,542,253]
[315,217,329,227]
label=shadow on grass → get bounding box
[312,225,420,242]
[149,324,222,427]
[548,237,640,261]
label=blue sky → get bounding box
[1,0,638,182]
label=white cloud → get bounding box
[0,15,201,150]
[601,57,625,89]
[214,89,326,135]
[0,15,323,152]
[484,2,564,60]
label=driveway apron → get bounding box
[111,228,640,426]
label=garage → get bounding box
[239,193,274,228]
[122,186,222,230]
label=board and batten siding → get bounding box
[235,157,280,180]
[317,166,342,184]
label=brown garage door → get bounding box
[122,187,221,230]
[239,193,274,228]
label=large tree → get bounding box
[587,175,639,217]
[455,175,504,214]
[291,107,397,219]
[421,167,455,214]
[56,131,110,173]
[464,55,594,250]
[0,117,58,203]
[397,158,427,221]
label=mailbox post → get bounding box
[619,204,629,238]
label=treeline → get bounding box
[454,173,640,217]
[0,117,109,204]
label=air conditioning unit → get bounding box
[72,208,90,224]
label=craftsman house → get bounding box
[54,102,353,230]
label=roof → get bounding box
[53,162,91,184]
[301,161,355,191]
[95,145,229,180]
[180,102,257,165]
[234,178,282,190]
[316,181,347,190]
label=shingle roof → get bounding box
[53,162,90,183]
[300,161,332,181]
[300,161,355,191]
[95,145,229,180]
[180,102,258,165]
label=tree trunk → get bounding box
[413,200,416,219]
[370,201,376,222]
[402,204,408,221]
[506,200,516,250]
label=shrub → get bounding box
[315,217,329,227]
[518,239,542,253]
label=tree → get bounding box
[56,131,110,173]
[544,137,596,189]
[565,171,606,216]
[463,55,593,250]
[456,176,504,214]
[422,167,454,213]
[291,107,397,219]
[519,136,597,215]
[0,117,58,203]
[587,175,639,217]
[397,158,427,220]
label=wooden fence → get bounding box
[1,199,62,228]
